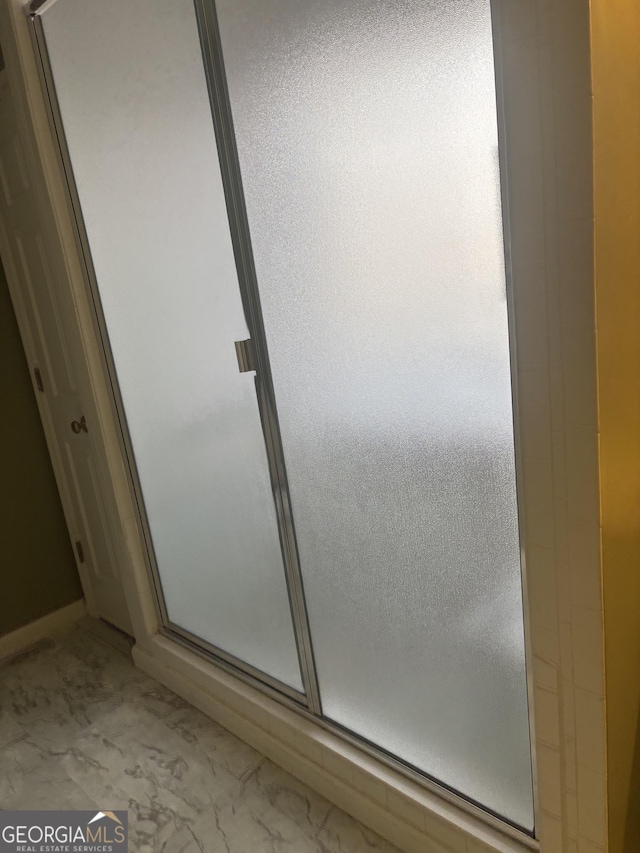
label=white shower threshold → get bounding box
[133,633,539,853]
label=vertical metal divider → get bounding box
[192,0,323,715]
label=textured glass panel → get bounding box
[216,0,533,828]
[41,0,302,690]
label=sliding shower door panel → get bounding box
[38,0,302,691]
[215,0,534,830]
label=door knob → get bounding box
[70,415,88,434]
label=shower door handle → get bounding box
[235,338,256,373]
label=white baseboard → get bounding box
[133,634,537,853]
[0,599,86,662]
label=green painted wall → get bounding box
[0,256,82,636]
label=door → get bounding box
[33,0,534,834]
[207,0,534,833]
[33,0,305,695]
[0,48,132,634]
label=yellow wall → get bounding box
[0,257,82,635]
[592,2,640,850]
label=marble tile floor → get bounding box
[0,617,400,853]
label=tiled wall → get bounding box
[498,1,606,851]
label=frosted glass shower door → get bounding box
[38,0,302,691]
[215,0,534,830]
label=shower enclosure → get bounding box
[32,0,534,833]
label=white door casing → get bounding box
[0,12,132,634]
